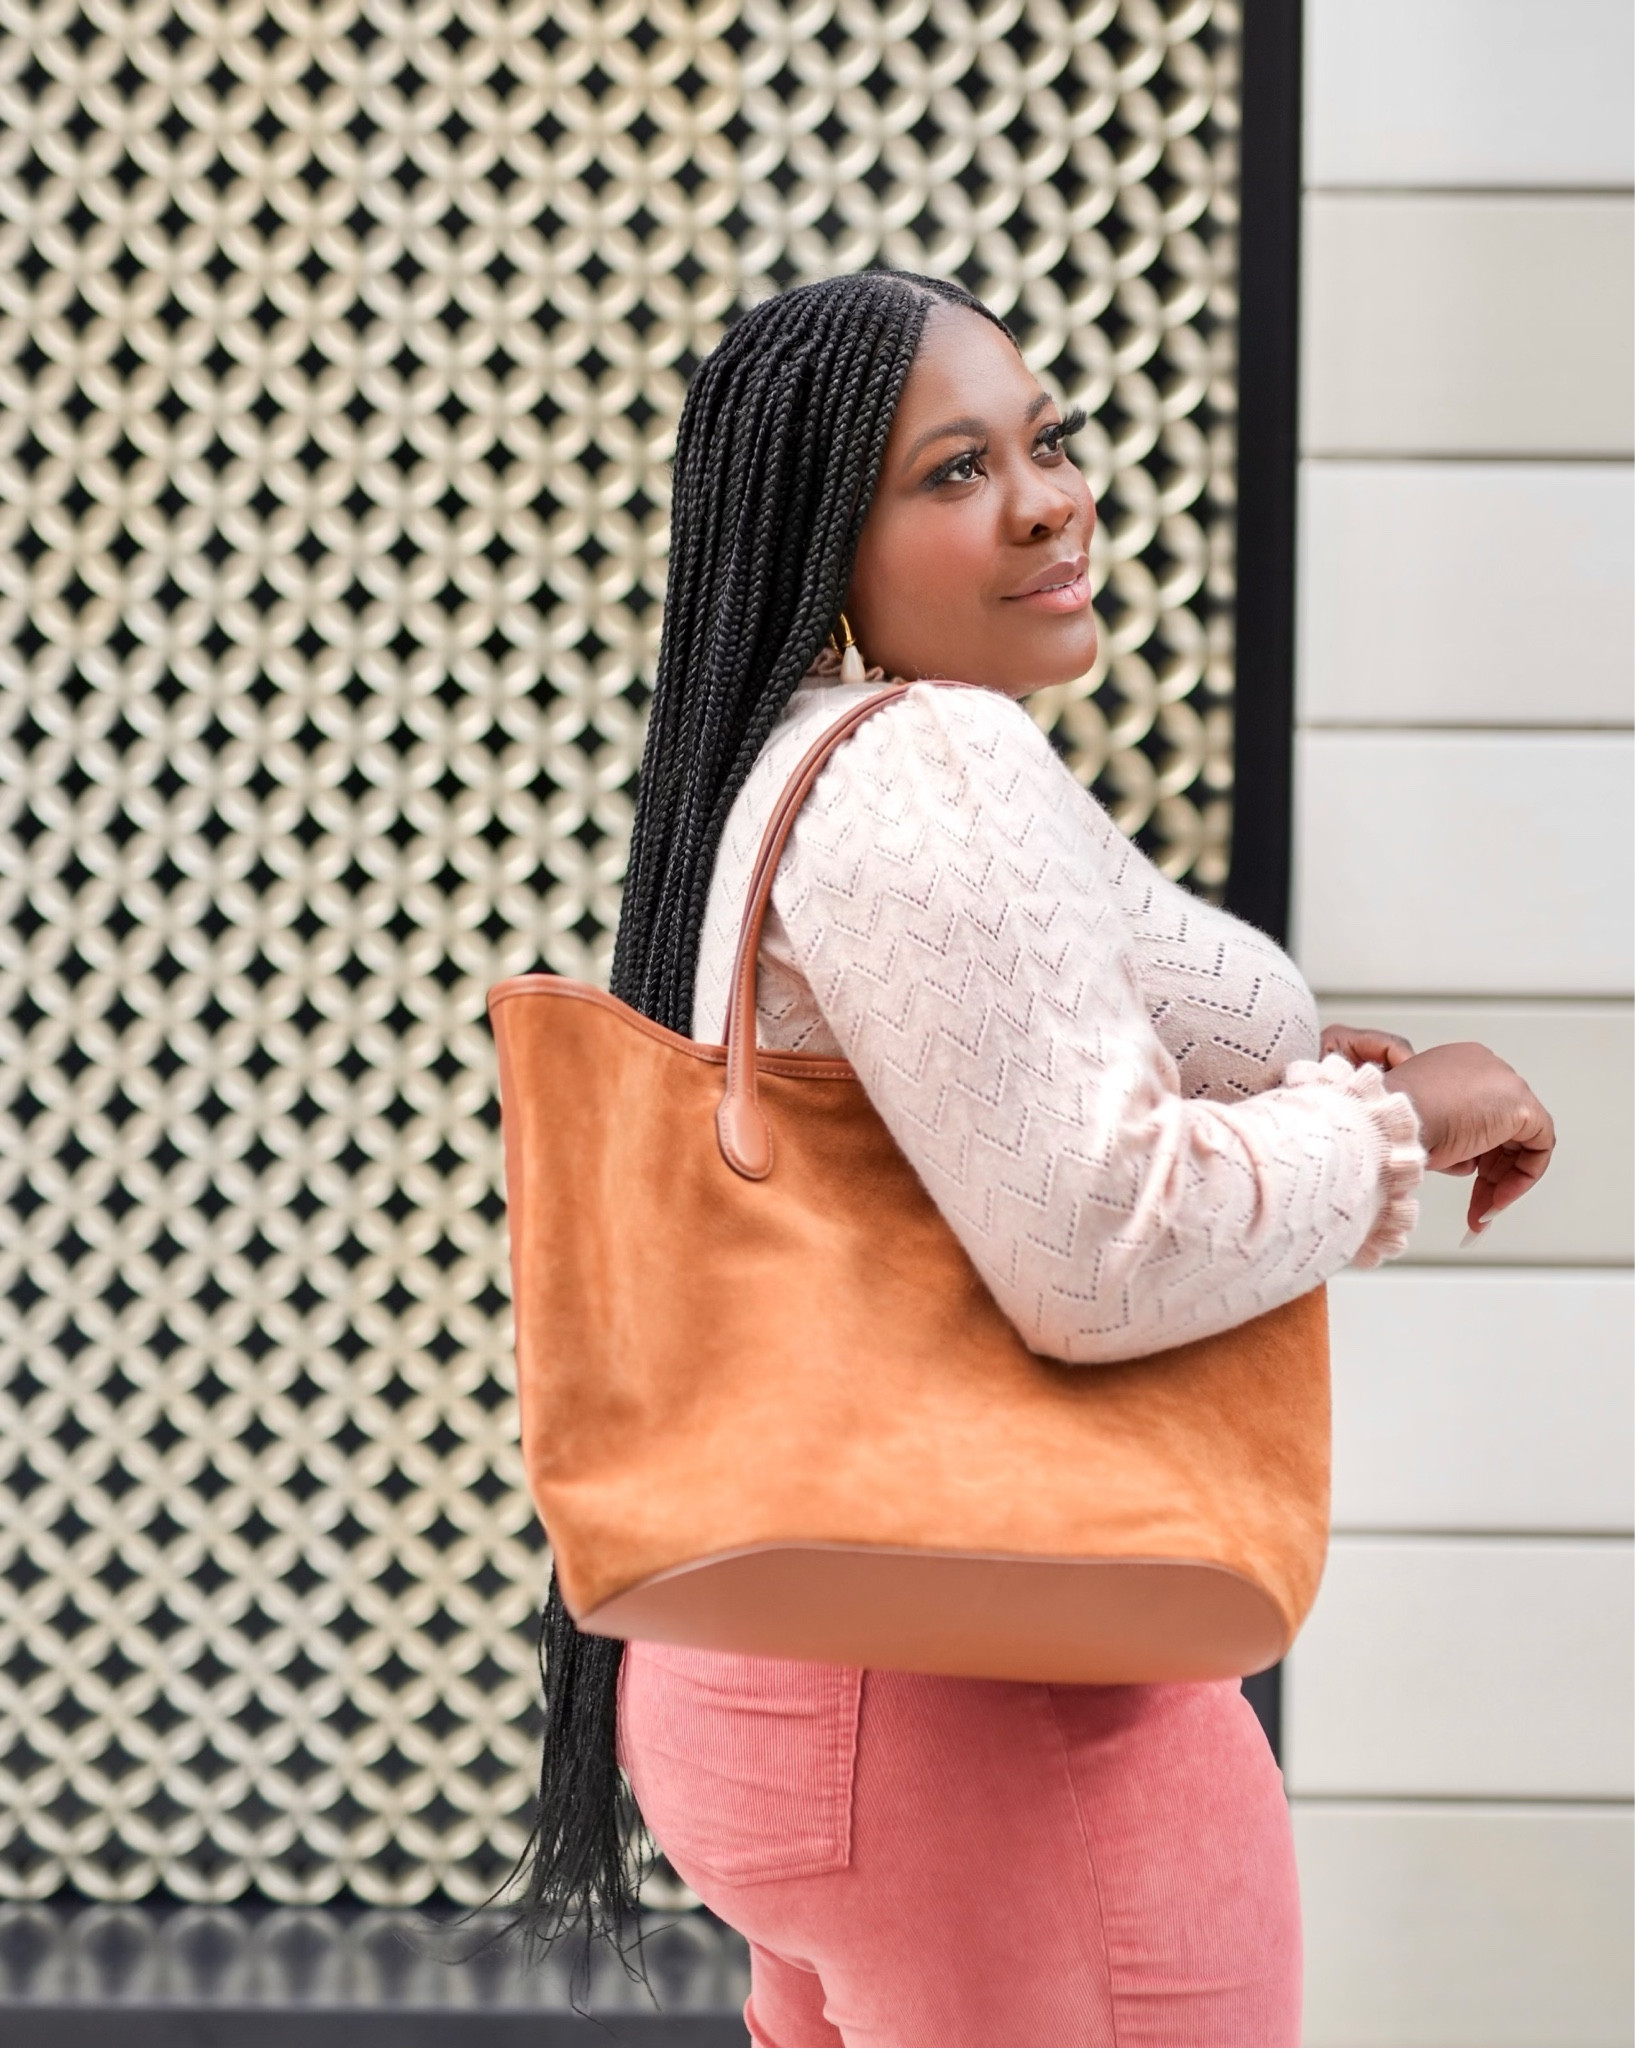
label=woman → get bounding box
[519,272,1554,2046]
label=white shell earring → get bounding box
[833,612,866,684]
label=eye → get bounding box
[926,446,985,488]
[1035,404,1087,459]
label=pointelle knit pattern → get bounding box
[694,672,1424,1365]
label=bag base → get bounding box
[578,1542,1288,1683]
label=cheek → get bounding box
[856,500,992,614]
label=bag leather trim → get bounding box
[716,685,910,1177]
[489,976,858,1083]
[585,1543,1289,1683]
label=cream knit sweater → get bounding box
[694,672,1425,1365]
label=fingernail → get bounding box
[1459,1227,1481,1248]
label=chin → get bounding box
[1024,627,1099,694]
[932,624,1098,697]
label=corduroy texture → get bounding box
[619,1649,1303,2047]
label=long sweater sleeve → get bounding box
[696,680,1423,1365]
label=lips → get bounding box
[1005,555,1090,611]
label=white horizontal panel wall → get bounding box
[1293,733,1634,994]
[1315,1000,1633,1262]
[1327,1270,1634,1531]
[1298,463,1635,727]
[1296,1803,1635,2048]
[1306,0,1635,190]
[1303,195,1635,455]
[1285,1537,1634,1796]
[1295,9,1634,2042]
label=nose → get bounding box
[1008,462,1089,545]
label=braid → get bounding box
[514,271,1012,1961]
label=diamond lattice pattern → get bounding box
[0,0,1241,1902]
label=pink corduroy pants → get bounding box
[619,1643,1302,2048]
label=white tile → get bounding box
[1306,0,1635,190]
[1298,462,1635,728]
[1313,1001,1633,1263]
[1293,733,1634,995]
[1294,1801,1635,2048]
[1326,1270,1634,1532]
[1303,195,1635,456]
[1285,1537,1634,1797]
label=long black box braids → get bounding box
[515,270,1011,1962]
[615,269,1008,1028]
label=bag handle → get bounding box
[717,686,908,1179]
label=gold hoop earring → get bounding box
[829,612,867,684]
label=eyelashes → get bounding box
[924,403,1090,487]
[1039,404,1088,450]
[925,446,985,487]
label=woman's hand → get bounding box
[1380,1042,1556,1233]
[1321,1021,1415,1070]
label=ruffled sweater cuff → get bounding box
[1285,1052,1427,1268]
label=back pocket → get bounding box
[619,1642,862,1888]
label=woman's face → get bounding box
[845,304,1097,698]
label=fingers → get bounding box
[1466,1147,1551,1228]
[1321,1023,1416,1069]
[1378,1045,1555,1225]
[1463,1100,1556,1230]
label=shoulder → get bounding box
[827,679,1082,812]
[862,678,1060,757]
[820,682,1133,878]
[724,679,879,839]
[747,679,1075,837]
[784,679,1131,904]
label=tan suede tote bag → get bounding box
[488,687,1330,1683]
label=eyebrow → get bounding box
[901,391,1057,471]
[902,414,986,469]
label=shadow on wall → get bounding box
[0,1897,750,2047]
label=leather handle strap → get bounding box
[717,686,908,1178]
